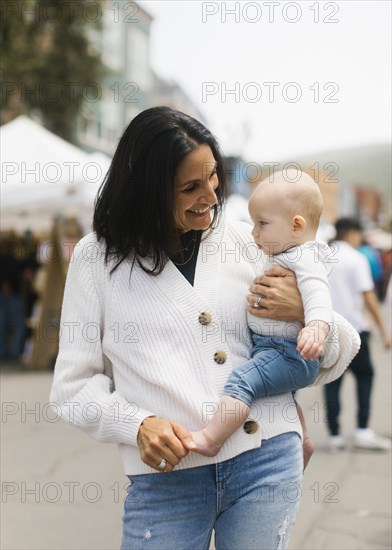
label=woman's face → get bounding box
[173,144,219,233]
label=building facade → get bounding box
[77,2,206,156]
[77,2,154,155]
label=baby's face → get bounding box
[248,192,295,255]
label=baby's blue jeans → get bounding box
[224,335,320,407]
[121,432,303,550]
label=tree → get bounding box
[1,0,106,143]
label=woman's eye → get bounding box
[182,171,217,193]
[259,221,267,226]
[183,184,198,193]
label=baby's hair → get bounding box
[259,169,323,229]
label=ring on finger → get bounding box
[255,296,262,308]
[157,458,167,470]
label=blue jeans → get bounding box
[224,335,320,406]
[121,432,303,550]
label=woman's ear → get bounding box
[292,215,306,234]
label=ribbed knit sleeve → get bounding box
[311,312,361,386]
[49,235,155,446]
[274,243,334,325]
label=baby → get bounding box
[189,169,334,456]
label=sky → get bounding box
[140,0,391,162]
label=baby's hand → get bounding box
[297,321,330,361]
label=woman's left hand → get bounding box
[296,403,314,472]
[303,436,315,472]
[247,265,304,322]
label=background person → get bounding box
[358,240,385,301]
[324,217,391,451]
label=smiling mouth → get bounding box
[187,207,211,215]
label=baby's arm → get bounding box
[274,243,333,361]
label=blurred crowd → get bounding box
[0,218,83,366]
[0,230,40,363]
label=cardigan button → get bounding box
[198,312,212,325]
[243,420,258,434]
[214,351,227,364]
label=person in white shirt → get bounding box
[50,107,360,550]
[324,218,391,451]
[188,171,338,456]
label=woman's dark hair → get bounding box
[93,106,227,275]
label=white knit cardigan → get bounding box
[50,217,360,475]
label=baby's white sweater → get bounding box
[50,218,360,475]
[248,241,334,338]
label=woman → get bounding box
[50,107,359,549]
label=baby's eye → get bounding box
[259,220,268,225]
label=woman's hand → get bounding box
[137,416,192,472]
[247,265,304,322]
[296,403,315,472]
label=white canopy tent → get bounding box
[0,116,111,233]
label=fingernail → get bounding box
[185,439,196,449]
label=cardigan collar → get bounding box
[142,215,226,314]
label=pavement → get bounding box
[1,307,391,550]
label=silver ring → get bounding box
[157,459,167,470]
[254,296,262,308]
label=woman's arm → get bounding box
[310,311,360,385]
[247,265,360,383]
[51,236,193,471]
[49,236,156,446]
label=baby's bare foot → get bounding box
[188,430,222,457]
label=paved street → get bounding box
[1,308,391,550]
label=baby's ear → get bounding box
[292,215,306,234]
